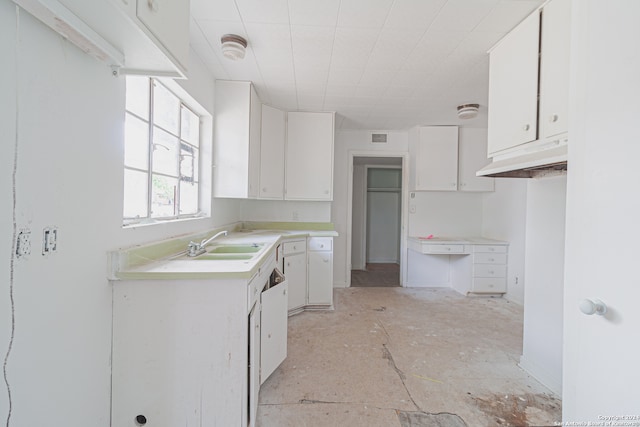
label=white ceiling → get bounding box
[189,0,544,130]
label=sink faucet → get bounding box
[187,230,228,257]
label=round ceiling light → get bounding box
[221,34,247,61]
[457,104,480,119]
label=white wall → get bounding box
[239,200,331,222]
[0,5,240,425]
[519,175,566,396]
[408,191,484,237]
[482,179,528,304]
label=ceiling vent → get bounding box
[457,104,480,119]
[371,133,388,143]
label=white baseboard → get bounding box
[333,281,347,288]
[519,355,562,397]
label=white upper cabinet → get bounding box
[134,0,190,73]
[487,10,540,156]
[213,81,261,199]
[410,126,493,192]
[539,0,571,139]
[285,112,335,201]
[458,129,495,192]
[409,126,459,191]
[487,0,571,157]
[259,105,286,200]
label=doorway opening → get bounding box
[350,156,404,287]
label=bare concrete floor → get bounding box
[257,288,561,427]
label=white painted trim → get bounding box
[519,355,562,397]
[346,150,410,287]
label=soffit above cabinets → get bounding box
[190,0,544,130]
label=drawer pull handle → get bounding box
[489,258,494,262]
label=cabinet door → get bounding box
[458,129,494,192]
[415,126,458,191]
[213,81,260,198]
[284,252,307,311]
[285,112,334,201]
[260,281,288,384]
[487,10,540,155]
[259,105,285,199]
[248,303,261,427]
[307,251,333,305]
[248,86,261,198]
[539,0,571,139]
[136,0,190,70]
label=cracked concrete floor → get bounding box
[257,288,561,427]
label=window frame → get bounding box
[123,77,203,226]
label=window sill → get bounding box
[123,213,208,229]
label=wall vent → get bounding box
[371,133,388,143]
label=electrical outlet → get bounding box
[16,230,31,258]
[43,227,58,255]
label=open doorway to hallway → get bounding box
[351,157,402,287]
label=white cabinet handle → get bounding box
[579,299,607,316]
[488,258,494,262]
[523,124,530,131]
[323,259,329,263]
[320,244,324,248]
[262,187,267,192]
[147,0,159,12]
[549,114,559,123]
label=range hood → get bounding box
[476,144,567,178]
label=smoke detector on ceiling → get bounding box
[221,34,247,61]
[457,104,480,119]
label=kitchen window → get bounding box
[123,77,201,224]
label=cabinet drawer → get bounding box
[473,245,507,254]
[474,253,507,264]
[473,277,507,293]
[473,264,507,278]
[308,237,332,251]
[282,240,306,255]
[422,244,465,254]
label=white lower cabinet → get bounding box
[111,254,288,427]
[260,271,288,385]
[282,240,307,313]
[471,245,508,293]
[307,237,334,306]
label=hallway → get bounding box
[351,263,400,287]
[257,288,561,427]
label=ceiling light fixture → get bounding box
[221,34,247,61]
[457,104,480,119]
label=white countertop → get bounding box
[408,236,508,245]
[111,228,338,281]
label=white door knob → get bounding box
[523,124,530,131]
[579,299,607,316]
